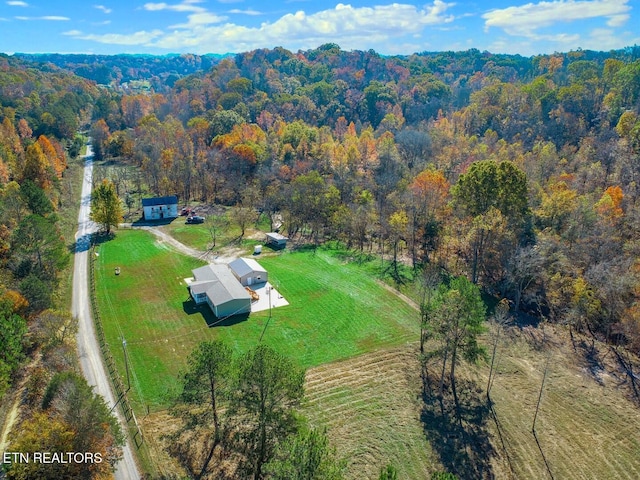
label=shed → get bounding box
[189,264,251,318]
[229,258,268,286]
[266,232,288,249]
[142,196,179,220]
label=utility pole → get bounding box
[532,327,551,433]
[123,337,131,394]
[260,286,272,342]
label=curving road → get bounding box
[72,144,140,480]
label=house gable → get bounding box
[189,264,251,317]
[142,195,179,220]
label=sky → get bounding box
[0,0,638,57]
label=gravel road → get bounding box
[72,144,140,480]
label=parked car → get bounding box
[180,207,192,216]
[186,215,205,224]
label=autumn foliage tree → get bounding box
[90,179,123,235]
[453,160,530,284]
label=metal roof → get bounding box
[229,258,267,278]
[142,196,178,207]
[191,264,250,305]
[266,232,288,241]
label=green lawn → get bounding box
[94,230,419,411]
[159,212,271,251]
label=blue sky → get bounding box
[0,0,638,56]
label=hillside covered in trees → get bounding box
[13,53,227,91]
[88,44,640,353]
[0,54,125,478]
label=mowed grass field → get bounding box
[94,229,419,411]
[480,327,640,480]
[301,326,640,480]
[95,228,640,479]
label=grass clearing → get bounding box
[94,229,640,479]
[94,229,420,412]
[304,326,640,480]
[304,345,437,479]
[474,326,640,479]
[159,212,271,252]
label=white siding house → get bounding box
[142,196,179,220]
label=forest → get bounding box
[87,44,640,352]
[1,44,640,478]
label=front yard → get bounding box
[94,229,419,410]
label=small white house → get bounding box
[142,196,178,220]
[229,258,268,286]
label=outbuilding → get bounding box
[142,196,179,220]
[188,264,251,318]
[265,232,288,249]
[229,258,268,286]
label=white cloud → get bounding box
[228,9,262,16]
[606,14,629,27]
[16,15,70,20]
[261,2,455,41]
[66,29,165,46]
[6,1,28,6]
[483,0,632,38]
[169,12,227,28]
[582,27,640,51]
[72,1,457,53]
[143,0,206,13]
[94,5,112,14]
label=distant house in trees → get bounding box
[188,264,251,318]
[265,232,288,249]
[229,258,268,286]
[142,196,178,220]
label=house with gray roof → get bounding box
[228,258,268,286]
[188,264,251,318]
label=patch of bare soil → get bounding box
[0,389,22,453]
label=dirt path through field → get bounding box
[375,279,420,311]
[0,387,22,453]
[138,225,248,264]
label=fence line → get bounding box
[88,240,143,448]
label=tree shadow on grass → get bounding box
[576,338,606,386]
[131,217,178,227]
[182,299,250,328]
[69,231,116,254]
[421,375,496,480]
